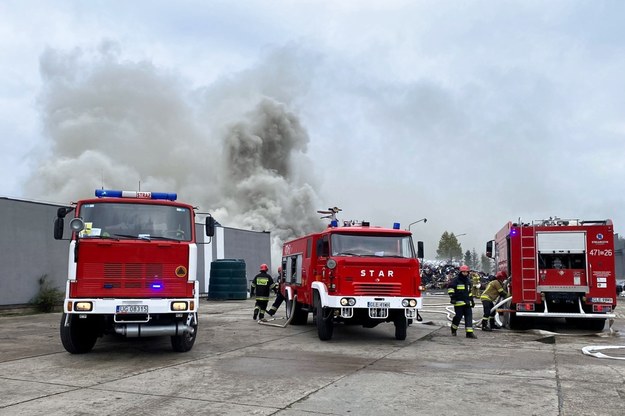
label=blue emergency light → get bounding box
[393,222,400,229]
[151,283,163,290]
[95,189,177,201]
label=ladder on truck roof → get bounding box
[520,226,538,302]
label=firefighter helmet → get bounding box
[260,264,269,272]
[459,265,470,272]
[496,271,507,280]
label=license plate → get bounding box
[368,301,390,308]
[590,298,613,304]
[116,305,148,314]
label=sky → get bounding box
[2,0,625,267]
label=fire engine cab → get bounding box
[54,189,214,353]
[281,209,424,341]
[486,218,616,330]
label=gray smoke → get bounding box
[25,43,323,267]
[212,98,324,265]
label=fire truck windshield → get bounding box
[77,202,192,241]
[330,234,415,258]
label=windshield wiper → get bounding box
[110,234,181,242]
[111,233,144,240]
[336,252,363,257]
[147,236,182,242]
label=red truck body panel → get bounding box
[491,219,616,323]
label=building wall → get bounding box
[195,224,272,295]
[223,227,273,287]
[0,198,271,307]
[0,198,69,306]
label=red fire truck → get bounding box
[54,189,214,353]
[486,218,616,330]
[281,210,424,341]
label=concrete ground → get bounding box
[1,295,624,416]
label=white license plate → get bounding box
[116,305,148,314]
[368,301,390,308]
[590,298,613,304]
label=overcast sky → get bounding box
[2,0,624,262]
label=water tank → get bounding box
[207,259,248,300]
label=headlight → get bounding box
[340,297,356,306]
[402,299,417,307]
[171,301,189,311]
[69,217,85,233]
[75,301,93,311]
[327,259,337,269]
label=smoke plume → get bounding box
[25,43,323,267]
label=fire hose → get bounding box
[420,294,622,358]
[257,294,297,328]
[581,345,625,360]
[418,295,513,327]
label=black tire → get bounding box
[288,297,309,325]
[59,313,98,354]
[507,312,532,330]
[394,313,408,340]
[171,319,198,352]
[585,319,606,331]
[285,297,293,320]
[566,318,606,331]
[314,293,333,341]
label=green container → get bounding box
[208,259,247,300]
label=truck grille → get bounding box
[353,283,402,296]
[85,263,167,279]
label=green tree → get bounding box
[464,250,471,267]
[481,254,493,274]
[436,231,463,262]
[471,249,479,270]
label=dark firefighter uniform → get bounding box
[448,268,476,338]
[267,268,285,318]
[480,276,508,331]
[251,270,275,320]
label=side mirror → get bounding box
[417,241,424,259]
[205,215,215,237]
[57,206,74,218]
[54,217,64,240]
[486,240,494,258]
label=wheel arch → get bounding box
[311,282,329,307]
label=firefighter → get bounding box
[479,270,509,331]
[448,264,477,338]
[267,266,285,318]
[250,264,275,320]
[470,271,481,298]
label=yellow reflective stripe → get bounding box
[466,328,474,333]
[454,301,466,306]
[480,295,490,300]
[457,285,466,290]
[448,289,455,294]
